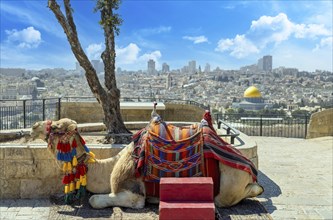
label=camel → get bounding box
[30,117,263,209]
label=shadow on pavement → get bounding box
[216,198,272,220]
[49,193,159,219]
[48,174,278,220]
[257,170,282,214]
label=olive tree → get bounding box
[48,0,131,143]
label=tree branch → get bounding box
[100,0,118,95]
[48,0,106,100]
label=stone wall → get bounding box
[0,135,258,199]
[0,145,123,199]
[163,103,204,122]
[307,108,333,139]
[60,102,205,123]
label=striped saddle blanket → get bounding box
[133,118,258,185]
[133,120,205,182]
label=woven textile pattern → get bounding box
[135,121,205,182]
[133,119,258,183]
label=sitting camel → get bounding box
[30,117,263,209]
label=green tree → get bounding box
[48,0,131,143]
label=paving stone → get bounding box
[0,212,17,220]
[16,207,33,215]
[256,136,333,220]
[1,137,332,220]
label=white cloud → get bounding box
[0,2,64,38]
[250,13,294,44]
[293,24,331,39]
[138,50,162,66]
[116,43,162,69]
[5,26,42,48]
[250,13,331,43]
[216,13,332,58]
[116,43,141,64]
[313,36,333,51]
[86,43,103,60]
[215,35,259,58]
[183,35,208,44]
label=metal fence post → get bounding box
[42,99,46,120]
[23,100,26,128]
[58,97,61,120]
[305,114,308,138]
[260,115,263,136]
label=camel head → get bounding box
[30,118,78,141]
[30,120,50,141]
[30,118,87,156]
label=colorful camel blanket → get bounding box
[133,121,205,181]
[133,119,258,183]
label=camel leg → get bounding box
[146,196,160,204]
[89,190,145,209]
[243,183,264,198]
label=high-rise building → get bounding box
[257,55,272,72]
[263,55,272,72]
[166,72,172,89]
[162,63,170,73]
[188,60,196,74]
[204,63,210,73]
[147,59,156,74]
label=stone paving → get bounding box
[256,136,333,220]
[0,136,332,220]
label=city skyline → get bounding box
[0,1,332,72]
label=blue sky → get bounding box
[1,0,332,72]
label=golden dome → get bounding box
[244,86,262,98]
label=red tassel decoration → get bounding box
[77,165,82,176]
[57,142,61,150]
[82,166,86,175]
[60,142,65,152]
[65,143,70,153]
[70,173,75,182]
[62,175,70,184]
[63,143,67,153]
[72,139,77,148]
[75,171,80,179]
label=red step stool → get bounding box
[159,177,215,220]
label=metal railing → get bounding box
[214,113,309,138]
[0,98,61,130]
[216,120,240,144]
[0,97,208,130]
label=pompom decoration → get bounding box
[54,132,95,204]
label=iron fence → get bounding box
[0,97,208,130]
[0,98,60,130]
[214,113,309,138]
[0,97,310,138]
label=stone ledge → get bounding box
[0,145,124,199]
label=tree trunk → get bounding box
[101,93,132,144]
